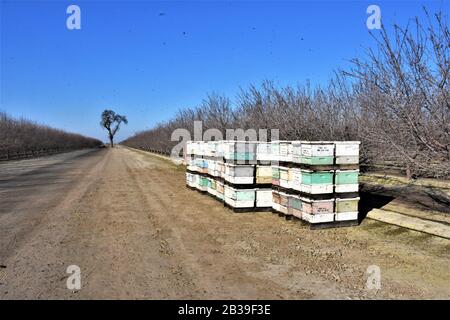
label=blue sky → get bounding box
[1,0,448,142]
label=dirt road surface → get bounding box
[0,147,448,299]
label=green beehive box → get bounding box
[272,167,280,179]
[271,142,280,155]
[300,156,334,165]
[336,198,359,213]
[291,197,302,210]
[236,190,256,201]
[335,170,359,185]
[226,152,256,161]
[301,170,333,185]
[199,177,209,186]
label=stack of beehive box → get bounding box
[333,142,360,222]
[186,140,273,211]
[271,141,296,218]
[222,141,256,210]
[186,140,360,227]
[255,142,273,209]
[272,141,360,227]
[186,141,208,192]
[223,141,274,211]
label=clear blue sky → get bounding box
[1,0,448,142]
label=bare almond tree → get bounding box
[344,10,449,178]
[100,110,128,148]
[122,9,449,179]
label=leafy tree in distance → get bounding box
[100,110,128,148]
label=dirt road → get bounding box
[0,147,448,299]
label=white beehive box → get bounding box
[301,197,335,214]
[186,172,197,187]
[279,141,293,162]
[213,141,223,157]
[224,185,256,208]
[293,141,334,165]
[279,166,291,189]
[335,169,359,193]
[300,169,334,194]
[223,141,257,157]
[225,198,254,208]
[203,142,212,157]
[256,142,272,161]
[300,183,334,194]
[216,141,225,158]
[224,163,254,184]
[300,141,335,157]
[187,157,197,172]
[290,168,302,191]
[213,141,221,157]
[271,141,283,162]
[335,212,358,221]
[291,141,301,162]
[256,188,272,207]
[218,162,226,178]
[186,141,196,155]
[335,141,360,156]
[335,184,359,193]
[195,141,205,156]
[216,161,225,178]
[302,212,335,224]
[279,204,289,215]
[207,159,216,175]
[335,197,359,213]
[335,141,360,164]
[216,192,224,201]
[191,173,199,188]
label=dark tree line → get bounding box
[122,11,449,179]
[0,112,102,159]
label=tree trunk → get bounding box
[109,134,114,148]
[406,163,412,180]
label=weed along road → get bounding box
[0,147,448,299]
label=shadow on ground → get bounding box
[358,191,394,223]
[358,181,450,224]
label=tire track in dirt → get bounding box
[123,153,279,299]
[59,149,198,299]
[0,149,109,299]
